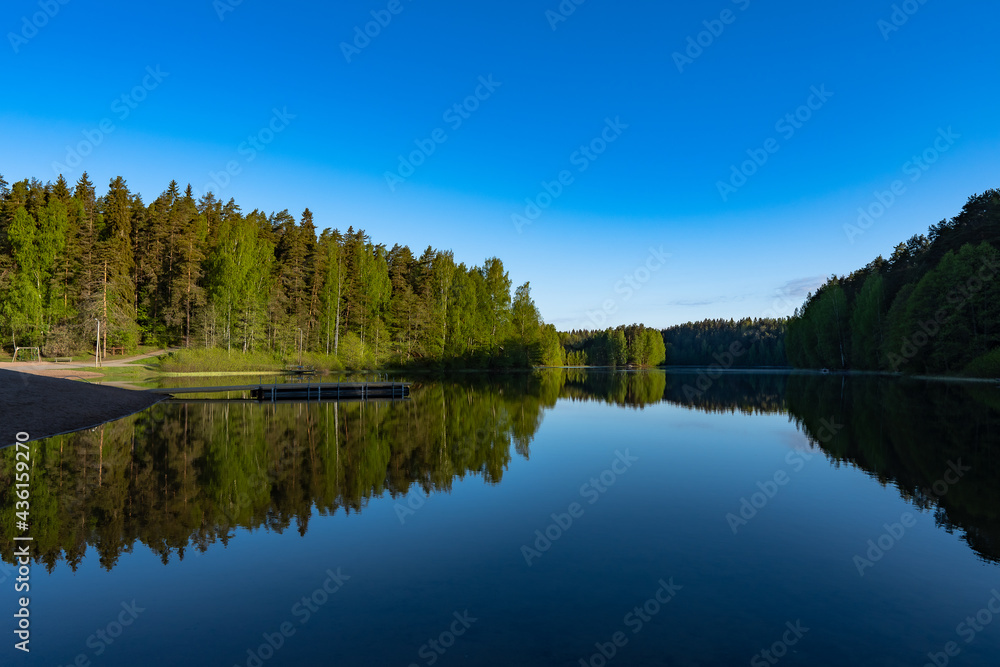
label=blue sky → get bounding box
[2,0,998,329]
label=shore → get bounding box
[0,367,162,447]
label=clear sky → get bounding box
[2,0,998,329]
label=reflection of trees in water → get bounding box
[559,369,1000,565]
[0,374,559,571]
[3,370,998,569]
[786,374,1000,565]
[662,372,788,416]
[559,369,667,408]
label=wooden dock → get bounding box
[146,381,409,401]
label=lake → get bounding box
[3,370,1000,666]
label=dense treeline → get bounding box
[560,324,666,366]
[0,173,561,368]
[661,318,788,366]
[786,190,1000,375]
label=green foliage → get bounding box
[561,324,666,367]
[663,318,787,367]
[849,272,884,370]
[962,348,1000,378]
[788,189,1000,375]
[0,173,549,369]
[156,347,283,373]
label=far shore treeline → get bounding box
[1,173,996,376]
[0,172,563,368]
[565,190,1000,377]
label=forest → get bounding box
[559,324,666,367]
[559,320,786,368]
[661,318,788,367]
[786,190,1000,375]
[0,173,563,369]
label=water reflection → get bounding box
[3,369,999,569]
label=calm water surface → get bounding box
[2,370,1000,666]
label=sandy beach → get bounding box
[0,367,162,447]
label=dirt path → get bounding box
[1,347,177,377]
[0,367,163,446]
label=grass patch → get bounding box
[961,348,1000,379]
[156,348,286,373]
